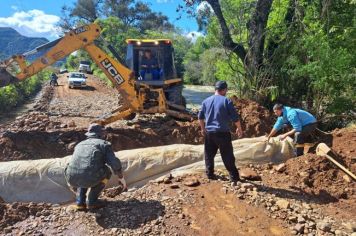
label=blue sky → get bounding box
[0,0,201,40]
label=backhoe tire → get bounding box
[166,84,186,108]
[123,113,136,120]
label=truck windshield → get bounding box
[80,61,90,65]
[70,73,85,78]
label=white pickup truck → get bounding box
[78,61,92,74]
[67,72,87,89]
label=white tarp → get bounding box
[0,136,294,203]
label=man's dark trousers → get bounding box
[294,123,317,156]
[204,132,239,181]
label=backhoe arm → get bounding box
[84,43,141,113]
[0,24,101,85]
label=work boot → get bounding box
[207,174,218,180]
[75,187,88,211]
[74,203,87,211]
[230,176,243,186]
[87,200,106,210]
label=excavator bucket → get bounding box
[0,68,18,88]
[166,102,196,121]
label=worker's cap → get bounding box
[85,123,105,137]
[215,81,228,90]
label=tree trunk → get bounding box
[206,0,247,64]
[206,0,273,80]
[246,0,273,77]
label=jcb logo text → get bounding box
[101,59,124,85]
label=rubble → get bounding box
[239,168,261,181]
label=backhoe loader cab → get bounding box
[125,39,185,107]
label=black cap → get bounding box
[85,123,104,137]
[215,81,228,90]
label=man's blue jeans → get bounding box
[140,68,160,80]
[76,181,107,205]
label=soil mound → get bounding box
[0,114,202,161]
[230,96,274,137]
[276,128,356,200]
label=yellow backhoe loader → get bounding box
[0,23,193,125]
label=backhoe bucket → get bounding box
[0,68,18,88]
[166,102,196,121]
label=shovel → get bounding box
[316,143,356,181]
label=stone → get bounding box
[183,178,200,187]
[67,121,76,127]
[334,230,343,236]
[275,199,290,209]
[297,216,306,223]
[274,163,286,172]
[299,171,309,177]
[342,175,351,183]
[317,221,331,232]
[343,222,356,232]
[308,222,316,229]
[351,233,356,236]
[302,203,312,210]
[294,224,305,233]
[163,177,172,184]
[170,184,179,189]
[241,183,254,190]
[239,168,262,181]
[239,188,247,194]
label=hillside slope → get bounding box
[0,27,49,60]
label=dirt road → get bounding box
[3,175,290,236]
[46,74,121,127]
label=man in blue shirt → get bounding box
[198,81,244,184]
[267,103,317,156]
[140,50,160,80]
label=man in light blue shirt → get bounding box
[267,104,317,156]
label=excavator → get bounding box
[0,23,192,125]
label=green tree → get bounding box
[60,0,174,32]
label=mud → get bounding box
[230,96,274,137]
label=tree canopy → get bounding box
[181,0,355,122]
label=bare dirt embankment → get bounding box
[0,75,273,161]
[0,74,355,235]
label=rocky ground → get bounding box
[0,74,355,235]
[1,170,355,236]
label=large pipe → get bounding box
[0,136,294,203]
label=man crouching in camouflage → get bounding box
[64,123,123,210]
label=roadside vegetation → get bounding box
[0,70,50,113]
